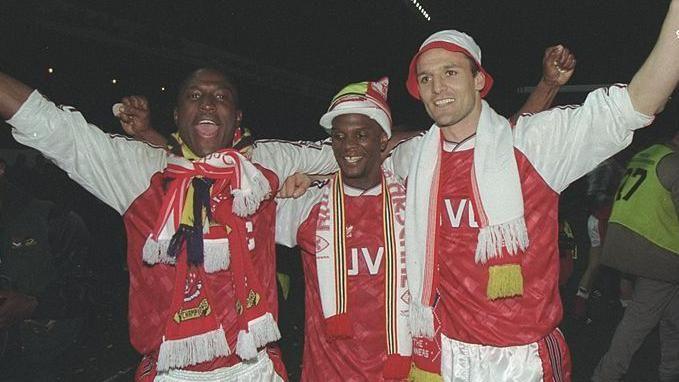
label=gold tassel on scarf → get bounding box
[486,264,523,300]
[409,364,443,382]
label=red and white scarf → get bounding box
[316,169,412,379]
[143,150,269,271]
[405,100,529,338]
[142,149,280,371]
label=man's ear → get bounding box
[474,71,486,92]
[380,131,389,151]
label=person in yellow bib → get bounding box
[593,128,679,382]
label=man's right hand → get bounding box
[114,96,169,148]
[114,95,152,137]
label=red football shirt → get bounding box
[295,189,395,382]
[124,165,280,371]
[436,147,562,346]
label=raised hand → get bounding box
[113,95,152,137]
[542,45,576,87]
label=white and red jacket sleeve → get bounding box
[274,187,323,247]
[513,85,653,193]
[7,90,168,214]
[251,139,338,188]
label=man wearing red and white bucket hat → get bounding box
[398,2,679,381]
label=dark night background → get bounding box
[1,0,676,142]
[0,0,676,380]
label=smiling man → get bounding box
[0,66,336,381]
[275,78,412,382]
[117,47,576,380]
[391,2,679,381]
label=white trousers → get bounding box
[154,350,284,382]
[441,334,544,382]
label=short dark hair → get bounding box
[176,65,240,108]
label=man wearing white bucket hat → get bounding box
[397,2,679,381]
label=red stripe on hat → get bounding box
[406,41,494,100]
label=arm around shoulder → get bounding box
[251,139,338,189]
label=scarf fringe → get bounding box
[143,237,232,273]
[231,172,271,217]
[156,325,230,372]
[235,313,280,360]
[235,329,258,360]
[203,238,230,273]
[142,237,174,265]
[409,364,444,382]
[248,312,281,348]
[474,217,529,264]
[383,354,412,379]
[487,264,524,300]
[409,302,435,338]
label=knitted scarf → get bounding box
[142,148,280,371]
[405,100,529,338]
[316,169,411,379]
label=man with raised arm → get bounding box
[0,66,336,381]
[390,3,679,381]
[273,62,570,380]
[115,44,578,380]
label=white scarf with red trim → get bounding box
[405,100,529,338]
[316,169,412,379]
[141,149,280,371]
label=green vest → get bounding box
[609,144,679,255]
